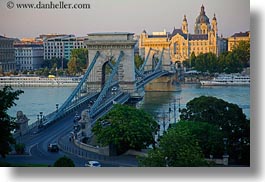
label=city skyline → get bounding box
[0,0,249,39]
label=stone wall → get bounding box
[74,139,109,156]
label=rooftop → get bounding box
[87,32,134,36]
[230,31,250,38]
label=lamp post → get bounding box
[39,112,43,128]
[222,137,229,166]
[165,156,169,167]
[56,104,59,112]
[173,99,177,124]
[223,138,228,155]
[162,111,166,133]
[37,114,39,126]
[168,105,171,124]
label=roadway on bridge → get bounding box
[1,96,138,167]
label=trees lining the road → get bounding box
[92,104,158,155]
[0,86,23,158]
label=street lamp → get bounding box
[56,104,59,112]
[223,137,228,155]
[37,114,39,125]
[222,137,229,166]
[165,156,169,167]
[39,112,43,128]
[168,106,171,124]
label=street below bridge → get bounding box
[1,99,138,167]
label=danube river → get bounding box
[7,84,250,125]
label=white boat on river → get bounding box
[0,76,81,87]
[200,74,250,86]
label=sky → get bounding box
[0,0,250,39]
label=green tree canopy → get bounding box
[0,86,23,158]
[180,96,250,165]
[134,55,144,69]
[92,104,158,154]
[139,124,207,167]
[67,48,88,75]
[172,121,224,158]
[232,40,250,68]
[42,57,67,69]
[53,156,75,167]
[190,51,196,68]
[194,52,218,73]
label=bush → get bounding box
[53,156,75,167]
[15,143,25,154]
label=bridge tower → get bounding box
[143,47,172,72]
[85,32,137,93]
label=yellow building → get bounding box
[140,5,219,63]
[227,31,250,51]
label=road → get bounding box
[1,99,138,167]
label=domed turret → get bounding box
[194,5,211,34]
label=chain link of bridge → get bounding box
[39,32,175,128]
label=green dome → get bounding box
[195,5,210,24]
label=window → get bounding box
[174,43,177,54]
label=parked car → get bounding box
[85,161,101,167]
[48,143,59,152]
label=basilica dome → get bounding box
[195,5,210,25]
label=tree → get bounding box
[42,57,67,69]
[67,48,88,75]
[67,56,78,75]
[15,143,25,154]
[194,53,218,73]
[134,55,144,69]
[53,156,75,167]
[180,96,250,165]
[92,104,158,154]
[219,51,243,74]
[190,51,196,68]
[232,40,250,68]
[0,86,24,158]
[172,121,224,158]
[139,124,207,167]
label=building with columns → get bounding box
[139,5,223,63]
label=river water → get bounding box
[7,84,250,125]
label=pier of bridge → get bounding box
[85,32,137,93]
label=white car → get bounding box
[85,161,101,167]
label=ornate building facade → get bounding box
[227,31,250,51]
[139,5,221,63]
